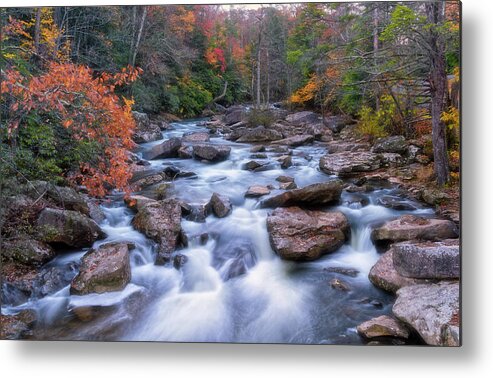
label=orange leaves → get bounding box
[290,75,320,104]
[205,47,227,73]
[2,62,141,197]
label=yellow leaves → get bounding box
[290,75,320,104]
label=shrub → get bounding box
[247,109,275,128]
[356,106,388,141]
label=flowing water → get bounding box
[2,118,434,344]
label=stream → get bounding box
[3,118,434,344]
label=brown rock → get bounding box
[357,315,410,339]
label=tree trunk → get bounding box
[256,48,261,109]
[34,8,42,55]
[131,6,147,67]
[373,5,380,111]
[266,48,270,107]
[427,2,450,186]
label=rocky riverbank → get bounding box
[1,105,460,345]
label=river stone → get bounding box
[326,141,370,154]
[368,249,432,293]
[223,105,247,125]
[392,239,460,279]
[124,194,157,211]
[357,315,410,339]
[143,137,182,160]
[26,181,91,215]
[245,185,271,197]
[33,264,77,298]
[420,188,451,206]
[285,111,319,125]
[376,195,417,211]
[279,181,297,190]
[330,278,350,291]
[182,131,210,143]
[210,193,233,218]
[70,242,131,295]
[260,181,343,208]
[250,145,266,153]
[272,134,314,147]
[371,215,458,244]
[324,115,354,133]
[1,238,55,267]
[132,199,182,259]
[276,155,292,169]
[192,143,231,162]
[236,126,283,143]
[178,145,193,159]
[37,208,105,248]
[132,111,162,144]
[243,160,266,171]
[0,310,37,340]
[267,207,349,261]
[392,282,460,346]
[319,152,383,177]
[276,175,295,183]
[372,135,408,154]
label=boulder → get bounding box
[275,175,295,183]
[143,137,182,160]
[250,153,268,159]
[1,238,55,267]
[326,141,370,154]
[250,145,266,153]
[368,249,432,293]
[182,131,210,143]
[70,242,132,295]
[192,143,231,162]
[124,195,157,212]
[223,106,247,125]
[324,115,354,133]
[209,193,233,218]
[236,126,283,143]
[272,134,314,147]
[245,185,271,198]
[376,195,418,211]
[371,215,458,244]
[260,181,343,208]
[372,135,408,154]
[267,207,349,261]
[420,188,451,206]
[392,239,460,279]
[357,315,410,339]
[27,181,90,215]
[37,208,105,248]
[319,152,383,177]
[285,111,319,125]
[178,145,193,159]
[380,153,404,167]
[279,181,297,190]
[32,264,77,298]
[0,310,37,340]
[393,282,460,346]
[243,160,267,171]
[132,111,163,144]
[276,155,292,169]
[132,199,182,259]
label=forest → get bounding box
[1,2,460,345]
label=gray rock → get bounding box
[392,239,460,279]
[243,160,267,171]
[192,143,231,162]
[372,135,408,154]
[132,111,163,143]
[210,193,233,218]
[143,137,182,160]
[319,152,383,177]
[267,207,349,261]
[357,315,410,339]
[245,185,271,197]
[279,181,297,190]
[393,282,460,346]
[1,238,55,267]
[0,310,36,340]
[285,111,319,125]
[182,131,210,143]
[223,106,247,125]
[260,181,343,208]
[276,155,292,169]
[37,208,105,248]
[70,242,132,295]
[124,195,157,211]
[272,134,314,147]
[324,115,354,133]
[275,175,295,183]
[178,145,193,159]
[377,195,418,211]
[236,126,283,143]
[330,278,350,291]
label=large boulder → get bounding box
[132,199,182,261]
[245,185,271,198]
[26,181,90,215]
[372,135,408,154]
[392,239,460,279]
[223,105,247,125]
[392,282,460,346]
[271,134,314,147]
[324,115,354,133]
[124,194,157,212]
[319,152,383,177]
[260,181,343,208]
[70,242,132,295]
[267,207,349,261]
[0,310,37,340]
[285,111,319,125]
[1,238,55,267]
[132,111,163,144]
[192,143,231,162]
[368,249,432,293]
[182,131,210,143]
[143,137,182,160]
[236,126,283,143]
[209,193,233,218]
[371,215,458,244]
[357,315,410,339]
[37,208,105,248]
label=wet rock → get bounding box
[285,111,319,125]
[275,175,295,183]
[1,238,55,267]
[376,195,418,211]
[87,200,106,223]
[33,264,77,298]
[182,131,210,143]
[279,181,297,190]
[420,188,451,206]
[330,278,350,291]
[210,192,233,218]
[250,145,265,153]
[124,195,157,211]
[223,105,247,125]
[368,249,432,293]
[371,215,458,244]
[267,145,290,154]
[341,193,369,208]
[1,262,37,301]
[192,143,231,162]
[245,185,271,198]
[37,208,105,248]
[326,141,370,154]
[319,152,383,177]
[272,134,314,147]
[276,155,292,169]
[260,181,343,208]
[243,160,267,171]
[184,203,212,223]
[250,153,268,159]
[306,122,327,139]
[267,207,349,261]
[70,242,131,295]
[392,239,460,279]
[0,310,37,340]
[213,239,257,281]
[380,153,404,167]
[357,315,410,339]
[178,145,193,159]
[372,135,408,154]
[393,282,460,346]
[132,199,182,258]
[173,254,188,270]
[236,126,283,143]
[26,181,91,215]
[143,137,182,160]
[324,115,354,133]
[324,266,359,277]
[132,111,163,144]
